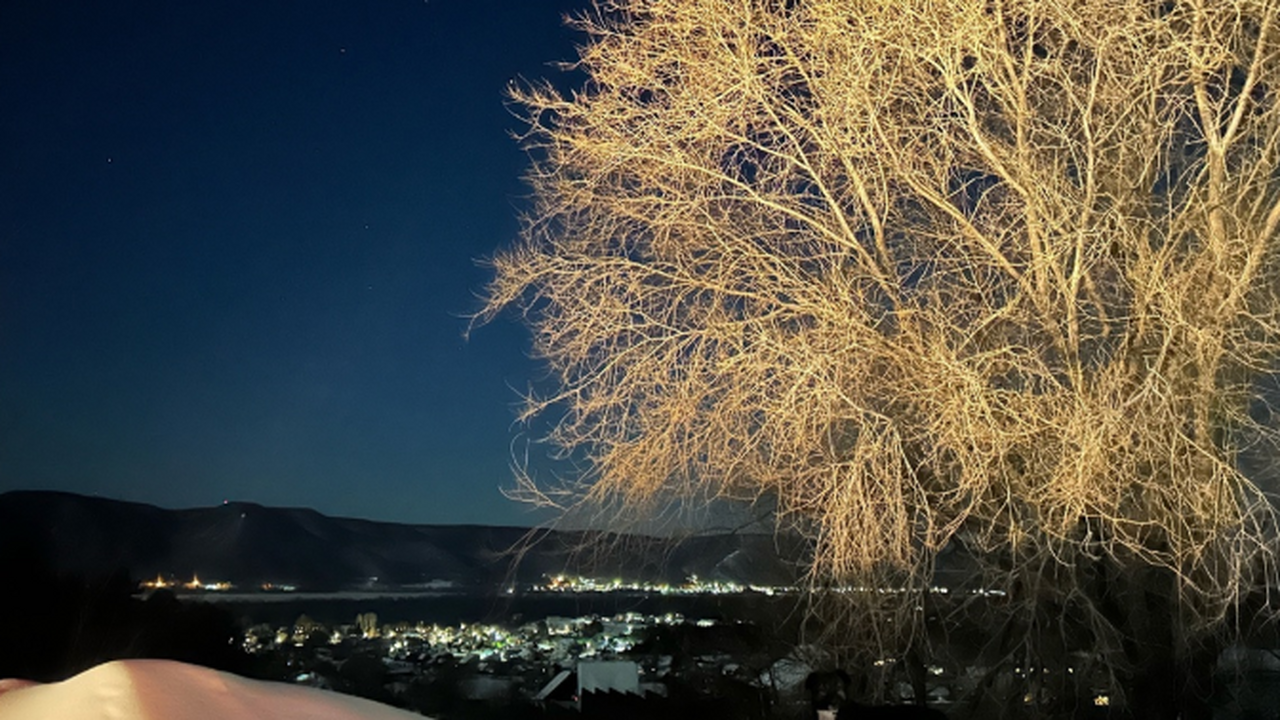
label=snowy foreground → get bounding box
[0,659,428,720]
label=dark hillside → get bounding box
[0,491,805,590]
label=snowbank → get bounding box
[0,659,428,720]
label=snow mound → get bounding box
[0,659,428,720]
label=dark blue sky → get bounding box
[0,0,588,525]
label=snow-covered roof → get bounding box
[0,659,428,720]
[577,660,639,696]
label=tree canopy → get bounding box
[483,0,1280,654]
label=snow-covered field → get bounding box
[0,659,429,720]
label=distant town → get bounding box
[240,605,830,719]
[230,598,1122,720]
[140,574,294,593]
[138,572,1013,600]
[138,572,794,597]
[246,609,693,669]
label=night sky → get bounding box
[0,0,589,526]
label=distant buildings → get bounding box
[532,573,792,596]
[139,573,231,592]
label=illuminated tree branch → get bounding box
[481,0,1280,693]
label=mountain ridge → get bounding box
[0,490,806,591]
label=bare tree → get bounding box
[482,0,1280,712]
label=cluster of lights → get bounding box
[825,585,1005,598]
[259,582,298,592]
[140,573,232,592]
[533,573,795,596]
[251,608,1103,707]
[137,574,311,593]
[144,573,1007,600]
[532,575,1012,599]
[245,610,714,666]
